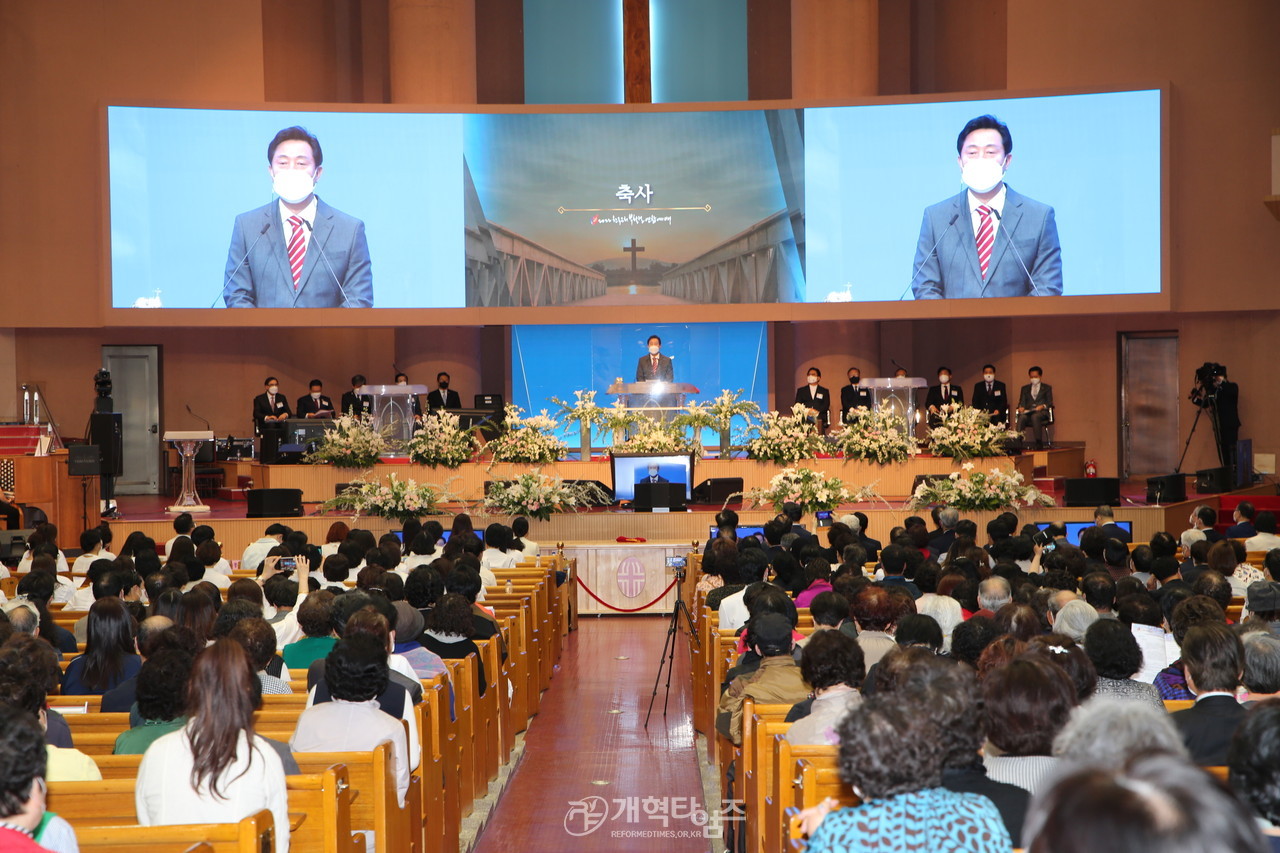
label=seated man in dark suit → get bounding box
[970,364,1009,425]
[924,366,964,428]
[839,367,873,425]
[1092,505,1132,544]
[1224,501,1257,539]
[295,379,335,419]
[340,374,374,418]
[1016,366,1054,448]
[252,376,291,432]
[1187,505,1223,543]
[1169,622,1247,766]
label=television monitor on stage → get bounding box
[612,452,694,503]
[709,525,765,541]
[1036,520,1132,547]
[392,530,451,545]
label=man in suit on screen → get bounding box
[911,115,1062,300]
[636,335,674,382]
[223,126,373,308]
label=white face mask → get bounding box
[397,380,407,386]
[939,375,950,384]
[272,169,315,204]
[983,374,995,382]
[354,386,363,394]
[1030,377,1041,386]
[311,392,321,399]
[961,157,1005,193]
[268,386,279,395]
[807,376,819,385]
[648,345,660,355]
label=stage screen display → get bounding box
[612,453,694,503]
[1035,520,1133,547]
[107,106,464,309]
[509,321,768,448]
[105,88,1160,315]
[804,89,1161,302]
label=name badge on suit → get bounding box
[994,390,1002,396]
[276,400,286,409]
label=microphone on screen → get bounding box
[301,220,354,308]
[899,213,959,300]
[213,222,270,308]
[988,207,1042,297]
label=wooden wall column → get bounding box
[388,0,478,103]
[791,0,878,98]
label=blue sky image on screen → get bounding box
[803,89,1161,302]
[108,106,464,308]
[510,322,768,448]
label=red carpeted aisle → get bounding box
[473,615,713,853]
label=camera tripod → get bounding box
[1176,389,1223,474]
[644,568,699,728]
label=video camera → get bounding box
[1190,361,1226,406]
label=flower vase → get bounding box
[719,428,731,458]
[579,423,592,461]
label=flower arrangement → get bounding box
[745,404,828,464]
[325,473,451,522]
[304,414,385,469]
[481,469,611,521]
[742,466,880,514]
[926,403,1019,461]
[702,389,762,433]
[833,407,919,464]
[600,400,649,444]
[907,462,1055,511]
[484,404,567,465]
[611,418,700,455]
[405,410,478,468]
[552,390,609,439]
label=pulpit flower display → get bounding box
[325,473,451,523]
[745,404,828,464]
[926,403,1019,461]
[611,419,700,455]
[742,466,880,515]
[907,463,1055,511]
[304,414,385,469]
[481,469,610,521]
[485,405,567,465]
[834,408,920,464]
[552,390,609,435]
[405,410,478,468]
[702,389,762,433]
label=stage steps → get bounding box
[215,475,253,503]
[0,424,44,455]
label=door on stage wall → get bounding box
[101,346,161,495]
[1120,333,1179,479]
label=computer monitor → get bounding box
[708,525,766,541]
[1036,520,1132,547]
[611,452,694,503]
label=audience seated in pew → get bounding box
[135,640,290,853]
[419,593,487,696]
[0,639,101,782]
[0,702,80,853]
[282,591,338,669]
[112,648,193,754]
[784,630,863,747]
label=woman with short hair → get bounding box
[1082,619,1163,710]
[982,657,1078,795]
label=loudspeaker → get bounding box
[246,488,304,518]
[692,477,743,505]
[67,445,101,477]
[1145,473,1187,504]
[87,413,123,477]
[1195,466,1233,494]
[1064,477,1120,507]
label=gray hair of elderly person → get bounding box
[977,576,1012,612]
[938,507,960,530]
[1052,698,1188,767]
[2,601,39,635]
[1053,599,1101,643]
[1044,588,1078,617]
[1179,527,1206,552]
[1241,631,1280,696]
[840,543,868,569]
[838,513,862,533]
[916,594,964,653]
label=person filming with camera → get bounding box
[1189,362,1239,471]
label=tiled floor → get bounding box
[473,616,714,853]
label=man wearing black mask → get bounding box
[840,366,873,425]
[428,372,461,411]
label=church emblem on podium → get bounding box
[616,558,647,598]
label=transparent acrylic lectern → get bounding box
[363,384,428,453]
[862,378,927,429]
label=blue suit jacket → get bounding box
[223,199,373,307]
[911,187,1062,299]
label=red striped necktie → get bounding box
[286,215,307,290]
[975,205,994,279]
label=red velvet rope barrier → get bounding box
[575,574,680,613]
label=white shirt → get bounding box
[480,549,517,571]
[968,184,1007,243]
[320,542,341,558]
[305,681,419,773]
[1244,532,1280,551]
[718,588,750,634]
[136,726,289,853]
[184,571,231,591]
[291,698,410,806]
[162,534,190,557]
[209,557,234,577]
[66,583,96,612]
[18,550,70,575]
[71,550,113,575]
[271,609,302,648]
[520,539,540,558]
[240,537,280,575]
[278,196,317,255]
